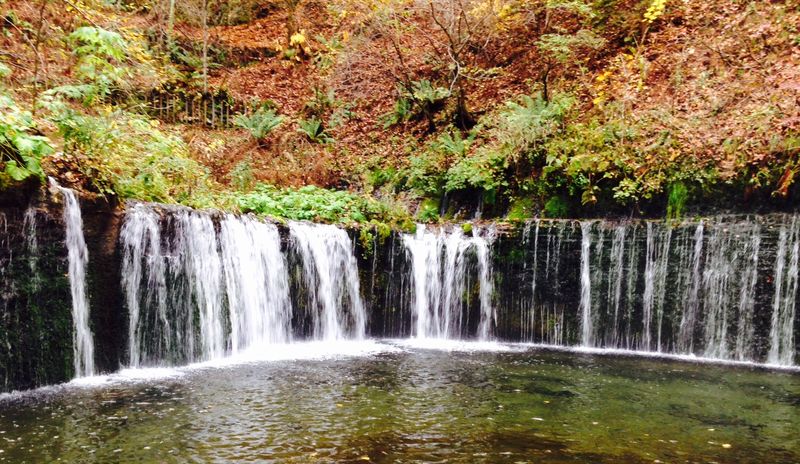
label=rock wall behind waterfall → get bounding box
[0,192,73,391]
[1,189,798,392]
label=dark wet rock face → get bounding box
[0,188,799,392]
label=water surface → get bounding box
[1,342,798,463]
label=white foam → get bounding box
[67,367,186,388]
[188,339,399,369]
[520,343,800,372]
[388,338,522,353]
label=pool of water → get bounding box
[1,341,798,463]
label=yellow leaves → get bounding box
[593,70,613,106]
[290,30,307,46]
[595,70,613,83]
[644,0,668,24]
[468,0,522,32]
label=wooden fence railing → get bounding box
[145,90,248,129]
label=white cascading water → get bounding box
[220,215,292,351]
[23,207,41,292]
[552,216,798,365]
[677,221,704,354]
[120,203,169,367]
[51,180,95,377]
[605,224,626,347]
[175,210,226,360]
[289,222,366,341]
[768,215,799,365]
[701,221,761,360]
[579,221,594,347]
[402,224,495,340]
[121,204,294,366]
[642,222,672,351]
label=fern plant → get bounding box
[234,108,284,143]
[297,118,333,144]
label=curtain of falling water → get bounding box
[121,204,295,366]
[52,180,95,377]
[288,222,366,341]
[402,224,495,340]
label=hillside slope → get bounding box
[1,0,798,222]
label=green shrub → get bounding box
[381,80,450,129]
[507,196,535,221]
[234,108,284,143]
[498,92,575,158]
[445,146,509,194]
[236,184,411,225]
[229,158,255,191]
[544,195,571,218]
[381,97,413,128]
[0,94,52,183]
[50,109,215,206]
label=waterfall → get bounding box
[402,224,495,340]
[220,215,291,350]
[579,221,593,347]
[768,215,799,365]
[121,204,294,366]
[523,220,540,341]
[677,222,704,353]
[111,205,800,369]
[289,222,366,341]
[175,210,226,360]
[605,224,626,347]
[642,223,671,351]
[52,181,95,378]
[701,221,762,360]
[23,207,41,292]
[474,226,496,340]
[120,204,169,367]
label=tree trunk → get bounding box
[202,0,208,93]
[166,0,176,50]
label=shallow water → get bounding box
[1,342,798,463]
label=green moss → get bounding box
[666,182,689,220]
[507,196,535,221]
[359,227,375,256]
[374,222,392,244]
[461,222,473,235]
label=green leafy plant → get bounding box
[499,92,575,157]
[416,197,440,222]
[445,146,509,195]
[62,26,129,102]
[229,158,255,191]
[297,118,333,144]
[409,80,450,108]
[0,94,52,183]
[304,87,335,118]
[234,107,284,143]
[544,195,571,218]
[236,184,410,225]
[50,109,216,206]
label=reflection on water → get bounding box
[0,343,798,463]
